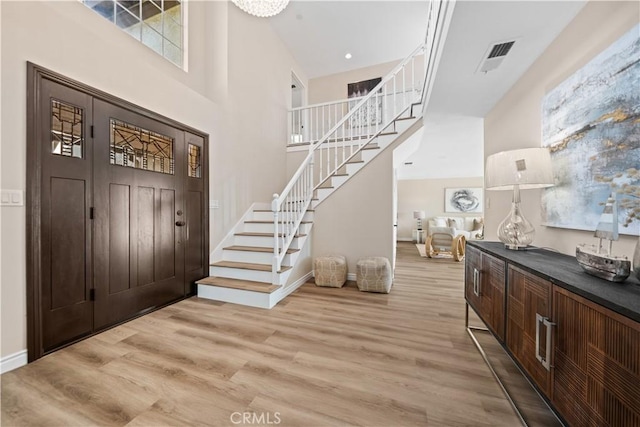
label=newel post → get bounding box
[272,193,280,285]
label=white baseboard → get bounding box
[313,271,357,282]
[1,350,27,374]
[277,272,313,302]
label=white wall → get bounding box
[308,60,400,104]
[485,0,639,256]
[0,1,306,360]
[397,177,484,241]
[313,122,422,274]
[312,148,396,275]
[220,5,308,242]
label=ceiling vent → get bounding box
[476,39,517,74]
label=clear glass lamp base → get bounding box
[498,186,535,250]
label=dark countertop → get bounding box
[468,241,640,323]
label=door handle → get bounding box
[175,221,186,226]
[535,313,555,371]
[473,268,481,297]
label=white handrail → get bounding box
[272,0,449,284]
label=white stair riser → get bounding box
[330,175,349,188]
[394,118,415,134]
[315,187,333,200]
[361,149,379,163]
[251,211,314,222]
[223,250,292,265]
[346,162,365,176]
[243,222,311,234]
[197,284,274,309]
[233,235,303,249]
[209,266,289,285]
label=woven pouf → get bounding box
[356,257,392,293]
[313,255,347,287]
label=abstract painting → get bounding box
[541,24,640,236]
[445,188,483,213]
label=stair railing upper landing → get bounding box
[271,0,453,285]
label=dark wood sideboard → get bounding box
[465,241,640,427]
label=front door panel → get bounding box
[39,79,94,352]
[93,100,185,329]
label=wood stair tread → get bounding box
[253,209,315,212]
[395,116,416,121]
[288,131,398,147]
[234,232,307,237]
[196,276,280,294]
[244,220,312,224]
[223,245,299,254]
[210,261,292,273]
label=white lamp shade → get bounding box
[413,210,426,219]
[485,147,555,191]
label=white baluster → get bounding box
[402,65,406,108]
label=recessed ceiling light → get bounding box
[345,53,352,59]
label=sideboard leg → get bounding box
[465,302,528,427]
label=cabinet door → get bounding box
[506,266,553,396]
[553,286,640,427]
[464,247,506,342]
[481,252,506,341]
[465,245,482,311]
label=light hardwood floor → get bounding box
[1,243,522,426]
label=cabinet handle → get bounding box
[473,268,481,297]
[535,313,555,371]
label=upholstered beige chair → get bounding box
[425,228,466,262]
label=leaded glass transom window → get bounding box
[82,0,184,68]
[110,119,174,174]
[188,144,201,178]
[51,99,84,158]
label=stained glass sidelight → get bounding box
[110,119,174,175]
[188,144,201,178]
[51,100,84,158]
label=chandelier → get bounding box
[231,0,290,18]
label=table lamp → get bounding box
[413,210,426,230]
[485,147,554,250]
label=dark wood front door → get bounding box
[39,79,94,352]
[29,66,208,360]
[92,100,186,330]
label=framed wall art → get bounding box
[445,188,483,213]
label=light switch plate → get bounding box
[210,200,220,209]
[0,190,24,206]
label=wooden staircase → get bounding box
[197,106,423,308]
[197,207,314,308]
